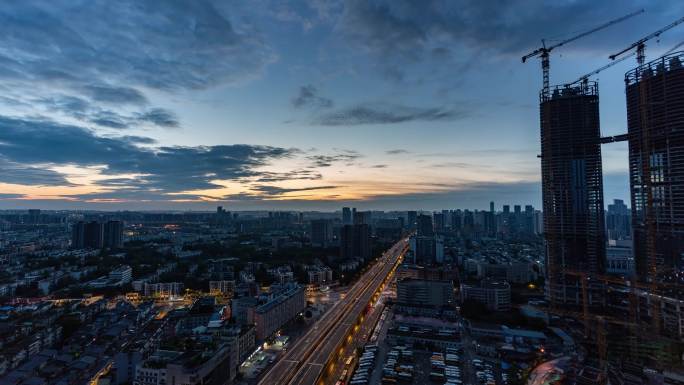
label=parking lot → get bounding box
[341,306,511,385]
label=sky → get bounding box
[0,0,682,211]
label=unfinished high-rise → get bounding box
[540,82,606,304]
[625,53,684,284]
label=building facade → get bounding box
[254,283,305,340]
[625,53,684,284]
[460,279,511,312]
[540,82,606,304]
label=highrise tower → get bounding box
[625,53,684,283]
[540,82,606,303]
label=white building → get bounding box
[606,239,635,276]
[143,282,183,298]
[109,265,133,285]
[306,266,333,285]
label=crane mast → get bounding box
[610,15,684,65]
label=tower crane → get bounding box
[609,15,684,65]
[522,9,644,99]
[566,52,636,88]
[609,15,684,336]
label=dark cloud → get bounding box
[83,85,148,105]
[340,0,658,56]
[36,95,179,129]
[116,136,157,145]
[307,152,362,167]
[369,164,388,168]
[292,85,334,109]
[90,110,129,129]
[0,158,73,186]
[314,103,468,126]
[386,149,409,155]
[135,109,180,128]
[0,1,274,131]
[253,169,323,183]
[0,116,294,194]
[0,1,274,92]
[38,95,90,117]
[338,0,680,80]
[251,185,339,196]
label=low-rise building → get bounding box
[209,280,236,297]
[109,265,133,285]
[134,340,236,385]
[606,239,634,276]
[306,266,333,285]
[477,262,536,284]
[143,282,183,298]
[460,279,511,311]
[396,278,455,308]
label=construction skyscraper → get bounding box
[625,52,684,284]
[540,82,606,304]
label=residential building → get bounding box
[254,283,305,340]
[109,265,133,285]
[340,224,371,261]
[310,219,333,247]
[342,207,352,225]
[606,199,631,241]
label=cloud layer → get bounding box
[314,104,467,126]
[0,116,294,196]
[0,1,277,131]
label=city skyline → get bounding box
[1,1,682,211]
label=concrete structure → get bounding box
[71,220,123,249]
[416,214,434,237]
[342,207,352,225]
[407,211,417,230]
[340,224,371,261]
[606,199,631,241]
[409,235,444,265]
[109,265,133,285]
[310,219,333,247]
[625,53,684,285]
[460,279,511,311]
[254,283,305,340]
[104,220,124,248]
[540,82,606,304]
[396,278,454,308]
[395,264,459,283]
[306,266,332,285]
[606,239,635,276]
[232,297,257,326]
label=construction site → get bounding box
[524,9,684,380]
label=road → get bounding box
[257,239,408,385]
